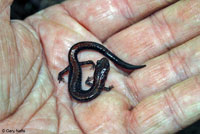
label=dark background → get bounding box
[11,0,64,19]
[10,0,200,133]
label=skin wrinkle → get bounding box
[1,60,42,122]
[194,77,200,102]
[168,48,188,82]
[55,95,60,134]
[36,21,66,71]
[60,3,95,40]
[127,0,178,22]
[40,15,85,39]
[0,0,12,14]
[169,86,186,124]
[6,38,13,118]
[59,102,73,117]
[112,0,133,21]
[178,0,197,22]
[126,0,144,20]
[1,39,16,120]
[124,76,141,106]
[27,113,56,128]
[150,12,176,51]
[58,4,82,31]
[2,26,17,121]
[123,77,137,106]
[7,74,11,119]
[36,9,100,63]
[172,37,200,79]
[72,104,89,133]
[57,77,82,133]
[11,20,40,41]
[11,21,42,86]
[127,76,141,104]
[161,11,177,49]
[164,91,183,130]
[138,103,160,133]
[19,54,39,91]
[125,36,200,105]
[106,0,200,67]
[127,111,137,134]
[96,2,116,19]
[168,50,184,84]
[23,128,55,134]
[51,28,61,69]
[182,76,200,123]
[179,47,196,77]
[62,0,180,41]
[22,89,54,132]
[62,0,124,41]
[102,0,135,41]
[66,103,86,134]
[26,121,57,134]
[10,55,42,124]
[176,0,200,42]
[11,25,20,58]
[88,124,105,134]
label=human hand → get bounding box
[0,0,200,133]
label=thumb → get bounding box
[0,0,13,18]
[0,0,42,121]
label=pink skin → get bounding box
[0,0,200,133]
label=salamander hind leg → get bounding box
[103,85,114,91]
[85,76,93,86]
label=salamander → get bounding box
[58,41,145,102]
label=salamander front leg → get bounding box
[79,60,95,70]
[58,66,70,83]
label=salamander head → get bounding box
[94,57,110,82]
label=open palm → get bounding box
[1,0,200,134]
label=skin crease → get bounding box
[0,0,200,134]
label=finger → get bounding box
[127,75,200,134]
[105,0,200,64]
[0,0,12,14]
[0,64,54,131]
[62,0,178,41]
[25,5,100,70]
[0,0,17,120]
[126,35,200,103]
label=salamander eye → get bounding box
[97,57,108,64]
[96,57,110,70]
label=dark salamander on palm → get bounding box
[58,41,146,102]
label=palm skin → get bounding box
[0,0,200,134]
